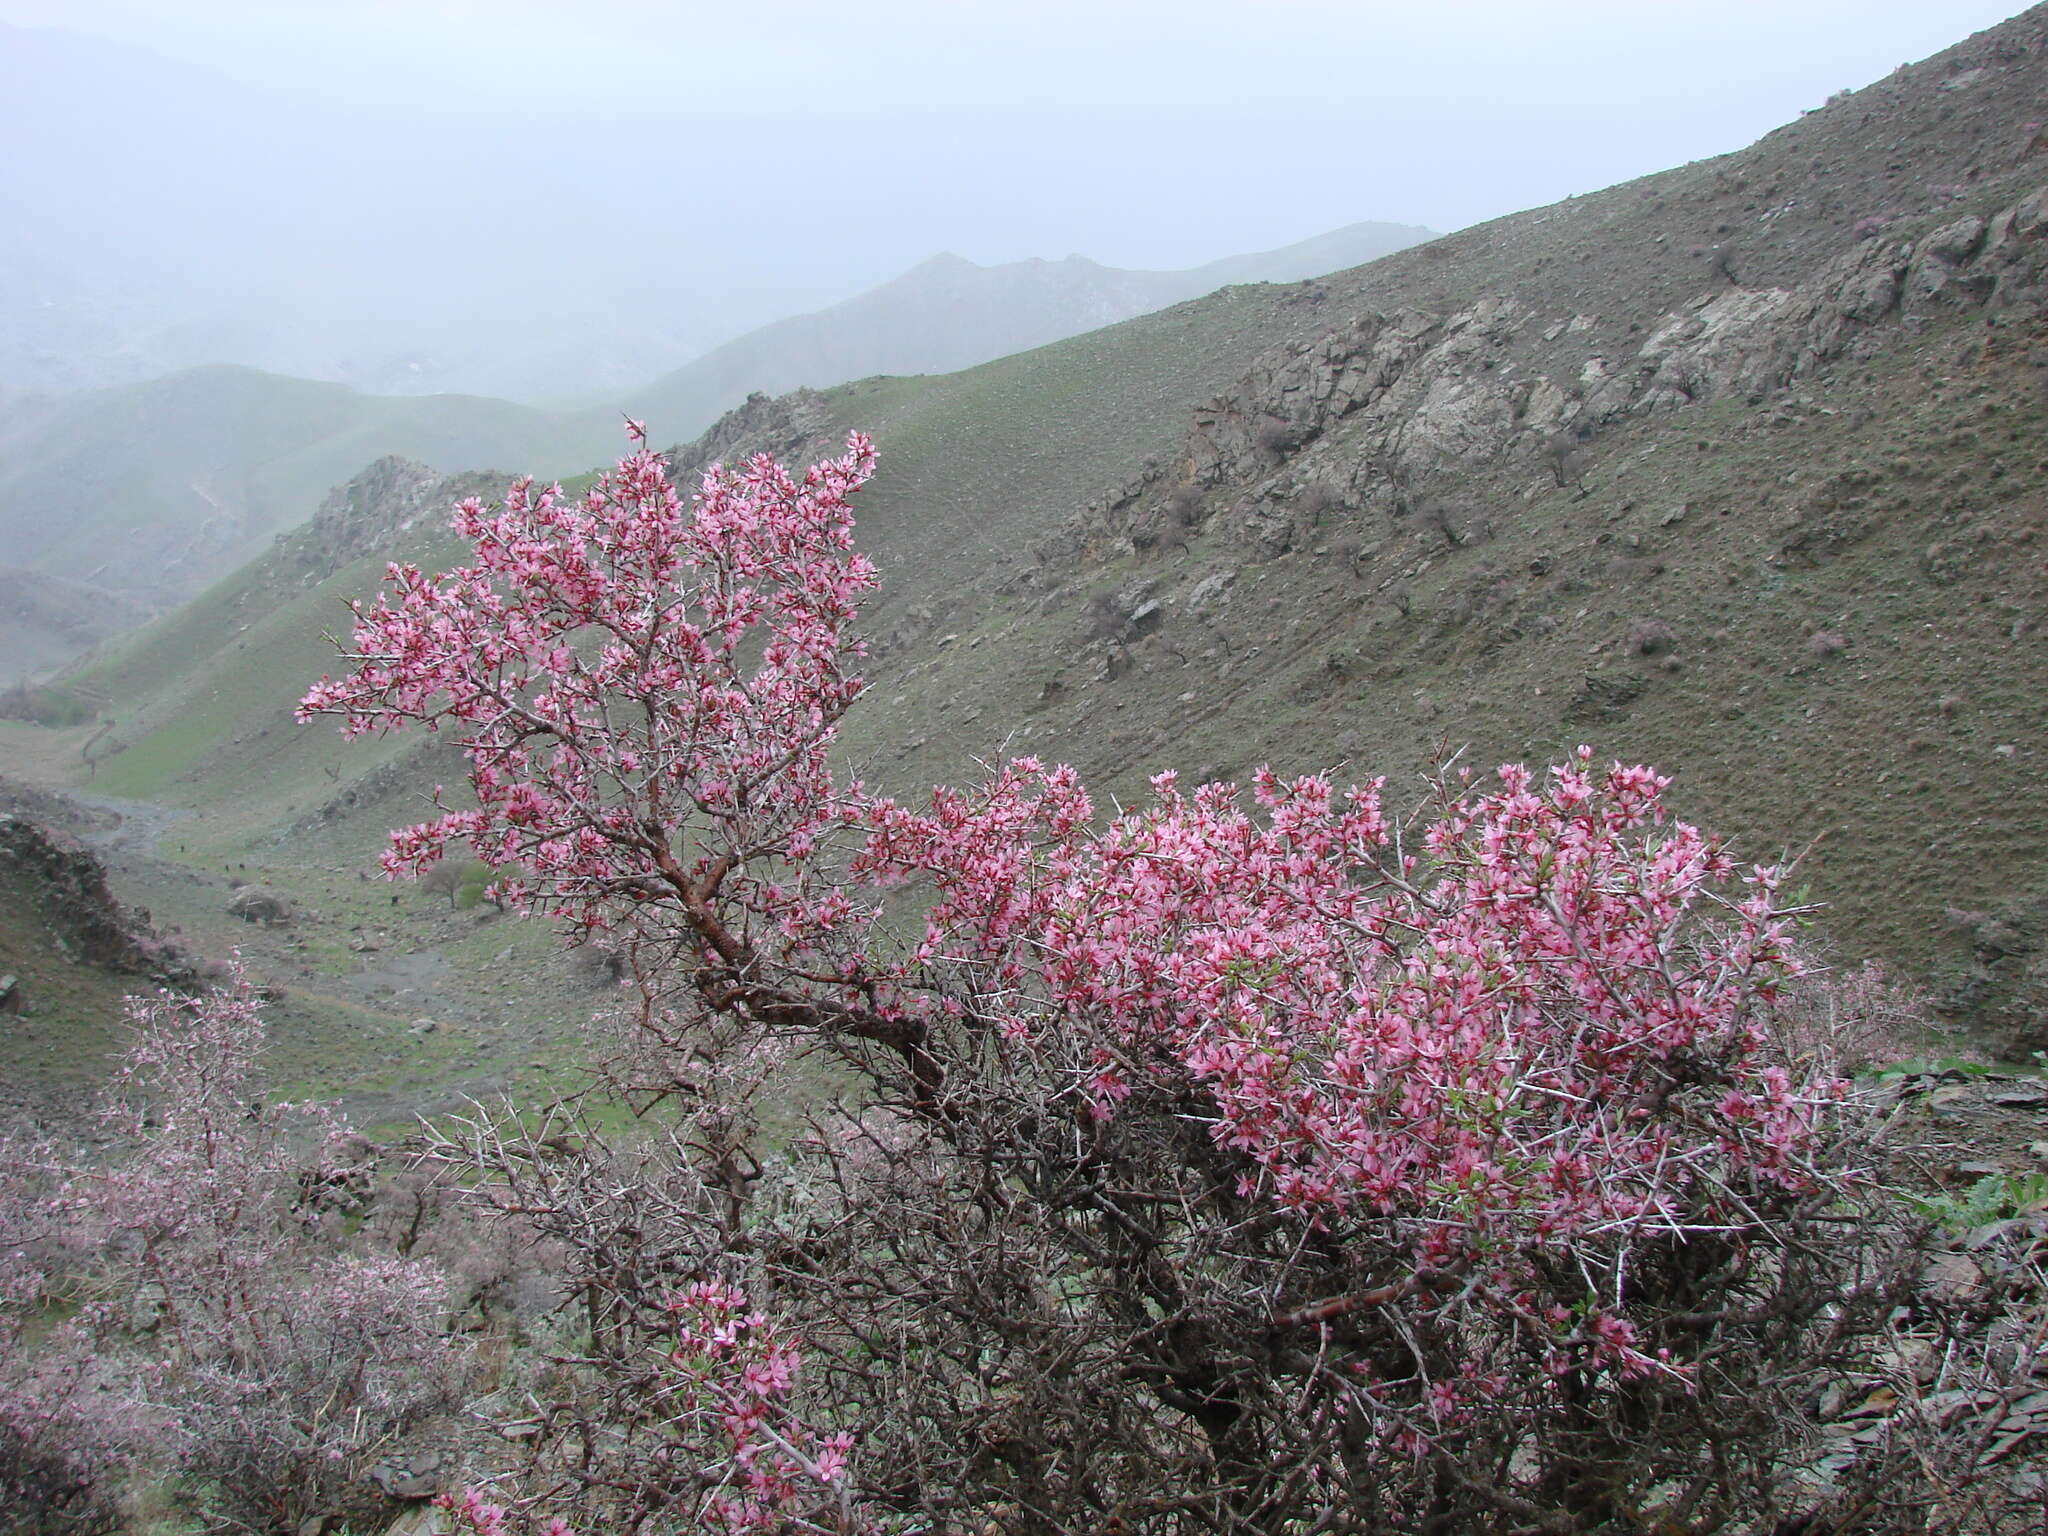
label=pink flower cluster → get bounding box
[300,433,880,960]
[662,1281,856,1529]
[858,752,1825,1376]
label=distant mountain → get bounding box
[0,222,1431,674]
[0,364,607,616]
[616,223,1435,441]
[0,22,1435,404]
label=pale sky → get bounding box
[3,0,2029,238]
[0,1,2031,398]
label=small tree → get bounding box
[304,430,2018,1532]
[1543,429,1591,496]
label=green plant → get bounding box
[1906,1171,2048,1234]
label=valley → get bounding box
[0,225,1431,678]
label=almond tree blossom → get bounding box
[305,434,1942,1533]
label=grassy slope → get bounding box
[0,797,144,1108]
[707,6,2048,1018]
[64,282,1336,817]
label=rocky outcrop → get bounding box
[227,884,293,927]
[0,814,192,981]
[668,388,838,482]
[271,457,518,588]
[305,456,448,563]
[1943,896,2048,1056]
[1092,181,2048,567]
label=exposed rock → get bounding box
[1092,179,2048,572]
[1186,570,1238,613]
[1564,670,1647,725]
[1942,896,2048,1053]
[366,1449,446,1502]
[305,457,447,566]
[382,1507,448,1536]
[669,388,838,483]
[0,814,192,981]
[227,885,294,927]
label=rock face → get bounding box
[1945,898,2048,1057]
[668,388,838,480]
[227,884,293,926]
[0,813,191,980]
[283,456,519,583]
[1078,180,2048,567]
[365,1450,445,1501]
[305,457,450,565]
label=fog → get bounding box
[0,1,2028,401]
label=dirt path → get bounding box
[62,788,188,862]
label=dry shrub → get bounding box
[1630,618,1679,655]
[1254,419,1300,455]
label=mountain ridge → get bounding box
[614,220,1436,438]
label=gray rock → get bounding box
[367,1450,444,1501]
[227,885,292,926]
[1921,215,1988,266]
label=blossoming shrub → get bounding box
[305,432,1974,1531]
[0,971,470,1534]
[0,1132,132,1536]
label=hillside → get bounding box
[614,222,1434,443]
[0,364,604,613]
[0,778,196,1116]
[0,463,615,1123]
[596,6,2048,1048]
[21,3,2048,1105]
[0,565,153,685]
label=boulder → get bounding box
[227,885,293,926]
[366,1450,445,1502]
